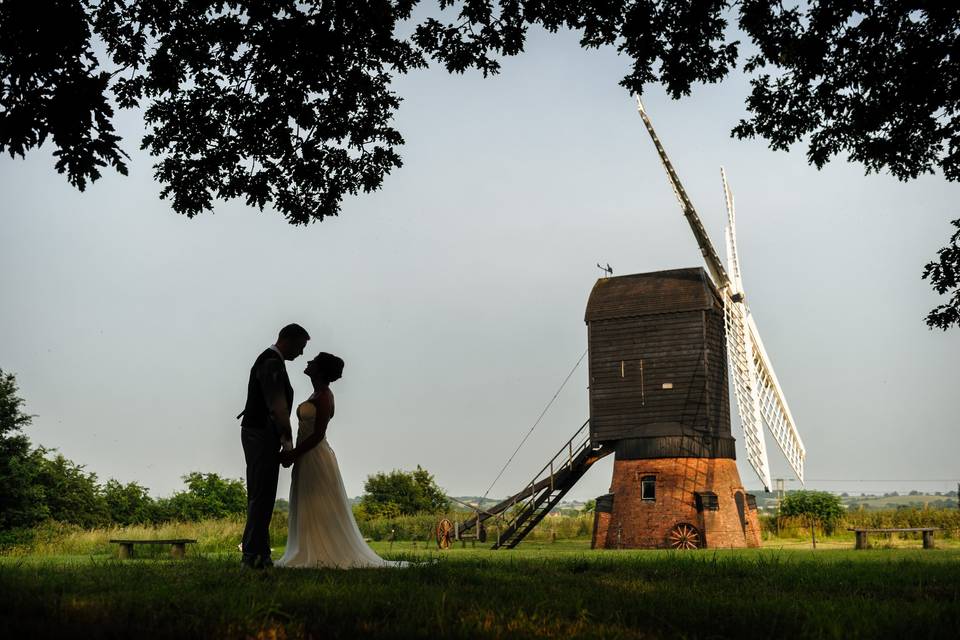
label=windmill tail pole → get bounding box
[445,495,499,518]
[633,95,730,290]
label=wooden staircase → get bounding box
[458,421,610,549]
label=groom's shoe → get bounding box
[241,554,274,570]
[241,553,265,570]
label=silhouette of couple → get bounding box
[239,323,404,569]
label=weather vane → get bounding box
[596,262,613,278]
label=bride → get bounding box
[277,352,405,568]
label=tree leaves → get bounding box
[2,1,960,325]
[5,1,951,222]
[780,489,845,536]
[0,0,128,190]
[90,0,426,224]
[923,218,960,330]
[360,465,449,516]
[733,2,960,328]
[735,1,960,182]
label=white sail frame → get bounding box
[722,169,805,488]
[635,96,805,489]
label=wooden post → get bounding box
[119,543,133,559]
[854,530,868,550]
[171,542,186,559]
[922,529,935,549]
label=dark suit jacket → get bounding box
[240,348,293,432]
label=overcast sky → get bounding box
[2,25,958,503]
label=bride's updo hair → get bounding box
[313,352,344,378]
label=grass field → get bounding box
[3,540,960,638]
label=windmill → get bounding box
[434,99,807,551]
[634,96,806,492]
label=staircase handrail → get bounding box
[459,421,596,535]
[523,420,591,490]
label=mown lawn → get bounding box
[3,542,959,638]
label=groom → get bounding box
[238,323,310,569]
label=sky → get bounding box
[1,24,958,504]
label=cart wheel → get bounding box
[667,523,702,550]
[436,518,454,550]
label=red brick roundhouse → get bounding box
[585,267,761,549]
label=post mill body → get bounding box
[585,268,762,549]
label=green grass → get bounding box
[3,542,960,638]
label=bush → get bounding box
[780,491,844,538]
[359,465,448,517]
[33,451,110,528]
[103,479,155,526]
[161,473,247,522]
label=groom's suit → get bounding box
[239,346,294,566]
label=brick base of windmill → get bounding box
[592,457,762,550]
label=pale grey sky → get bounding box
[1,26,957,503]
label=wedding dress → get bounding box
[277,400,405,568]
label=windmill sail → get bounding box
[721,169,806,488]
[721,170,773,488]
[744,313,806,483]
[634,97,729,288]
[634,97,805,490]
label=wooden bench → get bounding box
[109,538,197,559]
[847,528,938,550]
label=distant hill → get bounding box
[843,494,958,510]
[745,491,958,512]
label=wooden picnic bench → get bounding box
[109,538,197,559]
[847,528,938,550]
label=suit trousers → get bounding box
[241,426,281,564]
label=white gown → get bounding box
[277,400,404,569]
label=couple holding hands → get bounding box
[238,323,404,569]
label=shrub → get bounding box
[162,473,247,522]
[103,479,155,526]
[359,465,448,516]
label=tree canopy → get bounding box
[0,369,44,529]
[359,465,449,516]
[2,1,958,326]
[780,490,845,547]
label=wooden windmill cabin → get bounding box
[585,268,761,549]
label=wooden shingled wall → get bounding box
[585,268,731,448]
